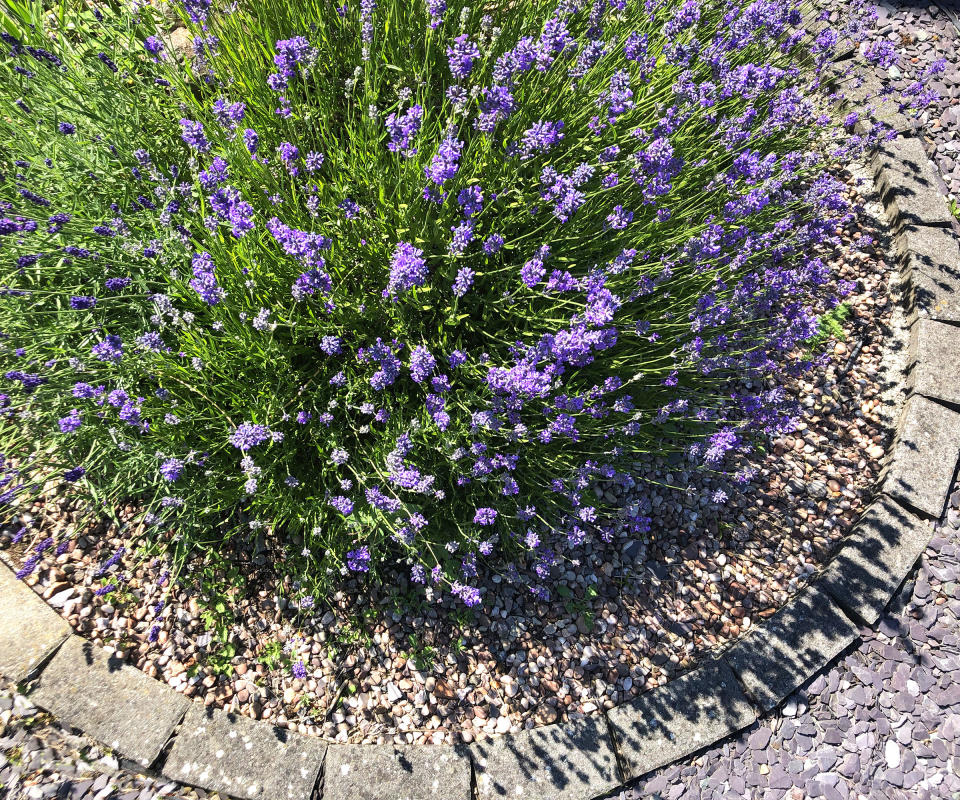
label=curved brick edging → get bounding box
[3,94,960,800]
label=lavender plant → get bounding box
[0,0,909,607]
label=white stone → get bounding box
[885,740,901,769]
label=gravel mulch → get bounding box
[2,0,958,790]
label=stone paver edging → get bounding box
[4,66,960,800]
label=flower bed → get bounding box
[0,0,932,742]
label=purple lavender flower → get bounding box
[601,70,634,117]
[160,458,184,482]
[409,346,436,383]
[457,185,483,217]
[292,268,333,300]
[483,233,504,254]
[427,0,446,28]
[63,466,85,482]
[540,166,586,222]
[144,36,164,55]
[476,85,516,133]
[385,241,428,298]
[449,219,475,254]
[70,296,96,310]
[452,582,481,606]
[278,141,300,175]
[518,120,564,159]
[179,119,210,152]
[16,554,41,580]
[105,277,131,291]
[58,409,82,433]
[346,545,370,572]
[339,197,360,219]
[520,245,550,288]
[212,98,245,129]
[57,122,75,135]
[189,251,224,305]
[91,335,123,362]
[473,507,497,526]
[199,157,229,189]
[243,128,259,156]
[329,495,354,515]
[269,36,315,90]
[292,660,308,679]
[606,205,633,230]
[267,217,331,269]
[424,135,463,187]
[453,267,475,297]
[230,422,271,451]
[447,35,481,81]
[385,105,423,155]
[360,0,376,54]
[864,39,897,69]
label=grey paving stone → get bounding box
[723,589,859,711]
[881,395,960,517]
[837,71,914,133]
[819,495,931,626]
[29,635,189,767]
[606,659,756,781]
[873,137,954,228]
[161,705,325,800]
[0,562,70,683]
[898,223,960,323]
[323,743,469,800]
[907,318,960,406]
[471,716,620,800]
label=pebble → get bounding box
[885,740,901,769]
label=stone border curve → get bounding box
[4,58,960,800]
